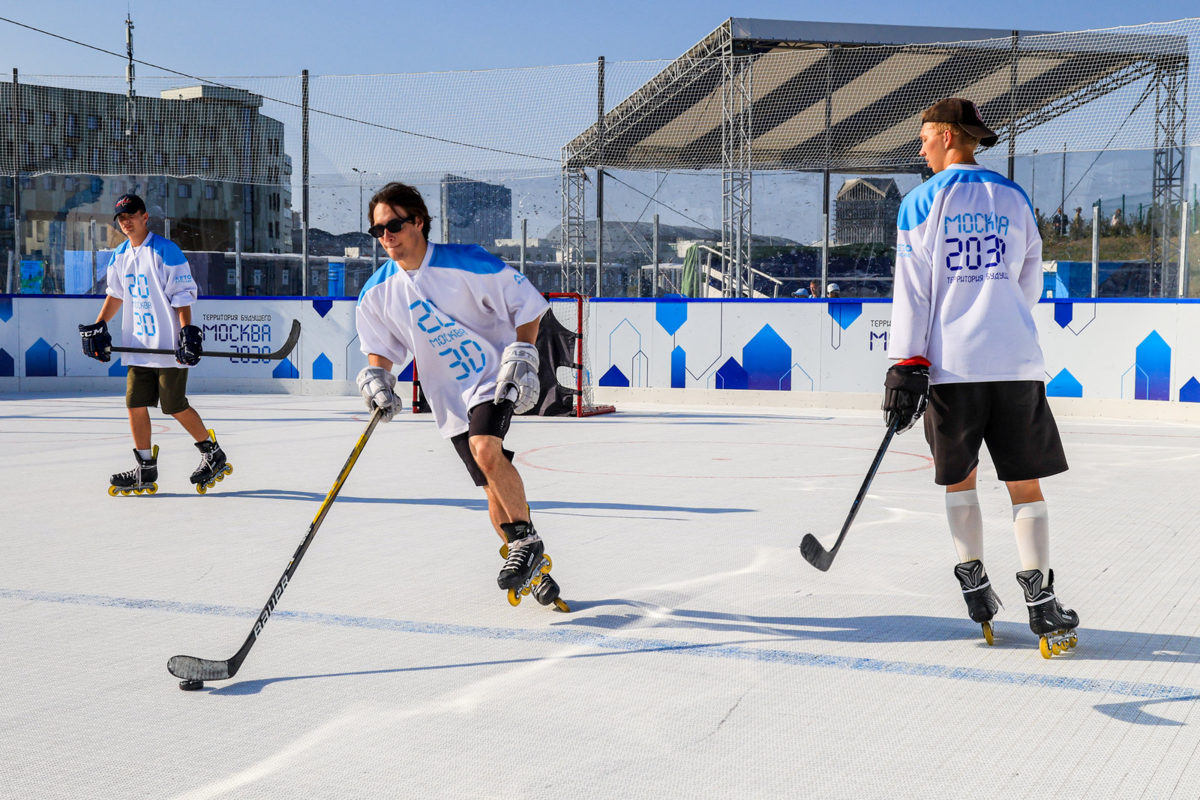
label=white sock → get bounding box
[946,490,983,563]
[136,448,153,460]
[1013,501,1050,574]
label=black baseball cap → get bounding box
[921,98,998,147]
[113,193,147,218]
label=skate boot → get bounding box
[953,559,1003,645]
[109,446,159,496]
[497,522,570,612]
[1016,568,1079,659]
[190,429,233,494]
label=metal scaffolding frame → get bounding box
[561,18,1193,299]
[1151,55,1188,296]
[720,42,753,297]
[560,165,588,294]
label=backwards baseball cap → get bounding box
[921,98,998,147]
[113,193,147,218]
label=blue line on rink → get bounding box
[5,587,1194,701]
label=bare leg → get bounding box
[172,406,210,442]
[128,407,152,450]
[470,434,528,543]
[1005,478,1044,505]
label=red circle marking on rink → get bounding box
[516,440,933,480]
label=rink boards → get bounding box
[1,294,1199,407]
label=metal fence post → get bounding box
[234,220,243,295]
[1180,202,1191,298]
[1091,203,1100,297]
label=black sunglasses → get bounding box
[368,215,415,239]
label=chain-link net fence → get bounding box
[1,17,1198,299]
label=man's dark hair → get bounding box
[368,182,432,240]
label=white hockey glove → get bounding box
[493,341,541,415]
[356,366,401,422]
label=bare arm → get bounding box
[96,295,122,324]
[368,354,394,371]
[515,315,541,346]
[178,305,192,327]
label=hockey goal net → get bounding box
[410,291,614,418]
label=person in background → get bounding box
[78,194,231,496]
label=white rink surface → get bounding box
[3,392,1200,800]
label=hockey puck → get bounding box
[178,679,204,691]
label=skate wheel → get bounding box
[982,621,994,646]
[120,488,132,496]
[1068,635,1078,648]
[1052,641,1063,655]
[107,485,119,497]
[214,474,225,483]
[1039,637,1053,659]
[553,598,571,612]
[520,585,531,596]
[134,487,145,495]
[542,554,553,572]
[195,484,207,495]
[148,484,158,495]
[507,589,521,607]
[224,464,233,476]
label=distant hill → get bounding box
[292,227,376,256]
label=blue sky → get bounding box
[1,1,1197,77]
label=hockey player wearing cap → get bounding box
[354,182,567,609]
[882,98,1079,657]
[79,194,231,496]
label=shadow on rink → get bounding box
[554,600,1200,665]
[184,489,754,517]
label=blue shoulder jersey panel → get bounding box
[358,260,401,305]
[897,168,1033,231]
[427,243,507,275]
[147,233,188,267]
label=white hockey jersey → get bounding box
[356,243,549,438]
[104,233,199,369]
[889,164,1046,385]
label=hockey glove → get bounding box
[175,324,204,366]
[78,320,112,362]
[493,341,541,415]
[882,359,930,433]
[356,366,401,422]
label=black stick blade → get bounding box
[168,655,233,682]
[799,533,835,572]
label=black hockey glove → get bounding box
[882,362,929,433]
[176,325,204,366]
[78,320,112,362]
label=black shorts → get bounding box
[923,380,1068,486]
[126,366,191,414]
[450,401,515,487]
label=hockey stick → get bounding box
[111,318,301,361]
[168,408,383,688]
[799,417,899,572]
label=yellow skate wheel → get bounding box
[1068,635,1078,648]
[1039,637,1053,659]
[148,484,158,495]
[520,585,531,596]
[196,483,207,495]
[134,487,145,495]
[542,554,553,571]
[1052,641,1063,655]
[507,589,521,607]
[982,621,994,646]
[107,485,118,497]
[553,598,571,613]
[120,488,132,496]
[223,464,233,476]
